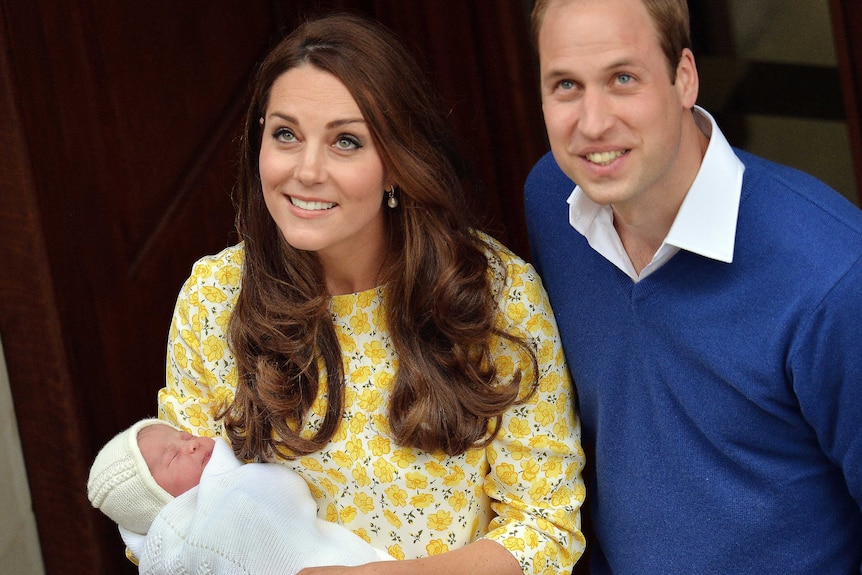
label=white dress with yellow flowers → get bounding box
[158,236,585,575]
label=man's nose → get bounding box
[577,89,615,139]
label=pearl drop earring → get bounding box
[387,186,398,208]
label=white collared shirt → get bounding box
[566,106,745,282]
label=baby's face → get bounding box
[138,424,215,496]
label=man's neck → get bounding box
[612,112,711,274]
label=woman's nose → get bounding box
[295,146,325,185]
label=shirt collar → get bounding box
[567,106,744,277]
[664,107,744,263]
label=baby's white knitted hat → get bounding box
[87,418,175,535]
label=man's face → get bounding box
[538,0,698,216]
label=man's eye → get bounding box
[617,74,633,84]
[559,79,575,90]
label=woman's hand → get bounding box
[297,561,416,575]
[297,564,388,575]
[296,539,522,575]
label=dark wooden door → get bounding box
[2,1,861,574]
[831,0,862,200]
[0,2,545,573]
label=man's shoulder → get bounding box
[736,149,862,235]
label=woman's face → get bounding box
[259,65,389,269]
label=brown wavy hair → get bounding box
[531,0,692,81]
[224,13,537,461]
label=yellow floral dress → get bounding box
[158,237,585,574]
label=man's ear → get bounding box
[675,48,699,108]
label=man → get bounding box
[524,0,862,573]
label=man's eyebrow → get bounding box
[542,68,572,83]
[605,57,644,70]
[542,58,645,81]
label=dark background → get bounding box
[1,1,860,573]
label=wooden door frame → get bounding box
[830,0,862,203]
[2,2,861,574]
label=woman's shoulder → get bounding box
[474,231,535,281]
[181,243,245,293]
[193,243,245,269]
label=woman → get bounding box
[159,13,584,575]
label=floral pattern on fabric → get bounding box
[159,237,585,574]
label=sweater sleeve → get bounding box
[791,251,862,511]
[480,242,586,574]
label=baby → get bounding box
[87,418,391,574]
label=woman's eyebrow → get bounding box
[265,111,366,130]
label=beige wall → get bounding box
[698,0,858,204]
[0,336,44,575]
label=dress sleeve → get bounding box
[158,247,243,438]
[480,245,586,574]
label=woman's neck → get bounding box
[319,238,389,296]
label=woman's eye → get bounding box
[273,128,297,143]
[335,135,362,151]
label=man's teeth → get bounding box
[291,197,336,210]
[586,150,627,165]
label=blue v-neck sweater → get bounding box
[525,149,862,575]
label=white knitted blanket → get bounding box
[121,440,392,574]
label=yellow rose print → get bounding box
[364,340,387,365]
[358,388,384,411]
[443,466,465,487]
[506,301,529,323]
[369,435,391,456]
[409,493,434,508]
[404,471,427,489]
[300,457,324,472]
[448,491,467,512]
[326,467,347,484]
[425,539,449,556]
[339,506,358,524]
[214,265,240,286]
[385,484,407,507]
[201,285,227,304]
[352,465,371,487]
[346,438,365,460]
[354,492,375,513]
[373,458,396,482]
[349,311,370,334]
[496,462,518,486]
[508,417,531,438]
[392,448,417,469]
[384,509,402,528]
[503,535,526,553]
[427,510,453,531]
[534,400,556,426]
[202,335,226,362]
[521,459,540,482]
